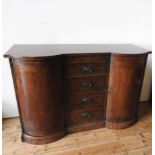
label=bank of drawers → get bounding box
[64,54,110,127]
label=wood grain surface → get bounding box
[4,44,151,58]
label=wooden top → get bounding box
[4,44,151,58]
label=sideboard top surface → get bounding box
[4,44,151,58]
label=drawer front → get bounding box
[64,76,106,93]
[64,54,110,64]
[64,92,105,107]
[66,105,103,126]
[64,62,108,77]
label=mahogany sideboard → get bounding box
[4,44,151,144]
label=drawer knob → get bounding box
[81,66,92,73]
[82,82,93,88]
[81,97,92,104]
[81,112,92,119]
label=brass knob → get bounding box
[82,82,93,88]
[81,66,92,73]
[81,97,92,104]
[81,112,92,119]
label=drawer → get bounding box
[64,62,108,77]
[66,105,103,126]
[64,76,107,93]
[64,54,110,64]
[64,92,105,107]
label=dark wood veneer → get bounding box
[64,76,107,93]
[64,62,108,77]
[64,92,105,107]
[105,54,148,129]
[4,44,151,144]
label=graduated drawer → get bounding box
[64,62,108,77]
[66,105,103,126]
[64,54,110,64]
[64,76,107,93]
[64,92,105,107]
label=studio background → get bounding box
[2,0,152,118]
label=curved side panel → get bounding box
[105,54,148,129]
[10,56,66,144]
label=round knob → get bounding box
[82,82,93,88]
[81,97,92,104]
[81,112,92,119]
[81,66,92,73]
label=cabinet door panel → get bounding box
[10,56,66,144]
[105,54,147,129]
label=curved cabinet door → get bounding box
[10,56,65,144]
[105,54,148,129]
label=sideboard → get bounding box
[4,44,151,144]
